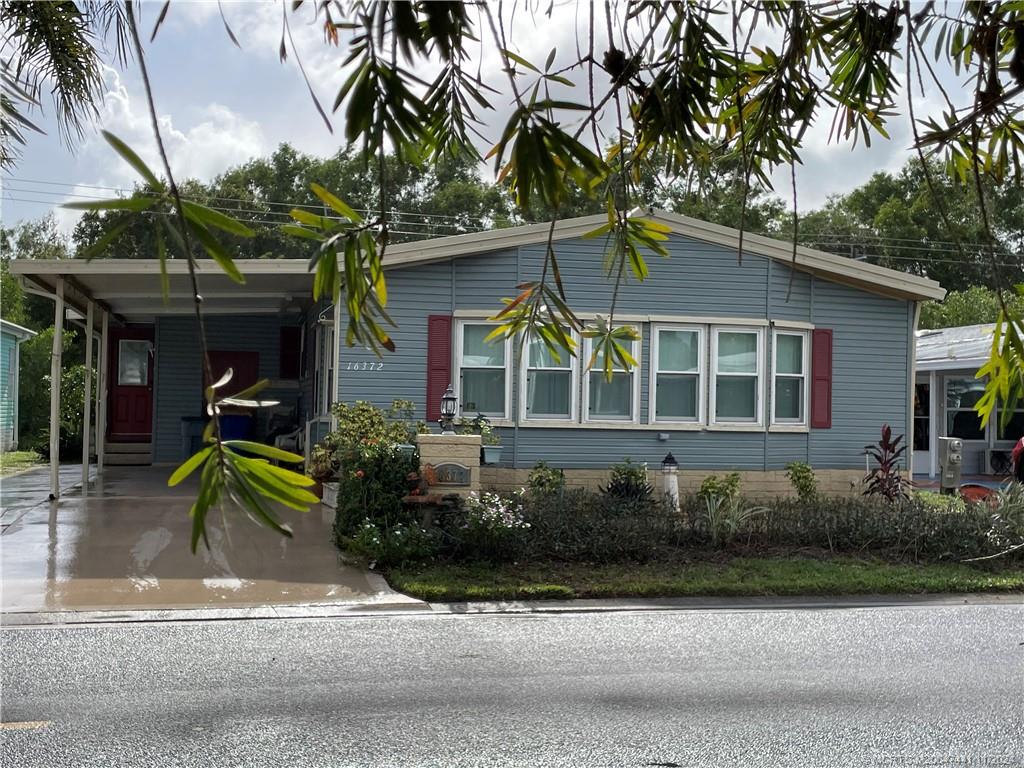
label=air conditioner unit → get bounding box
[982,449,1013,475]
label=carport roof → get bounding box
[9,259,316,322]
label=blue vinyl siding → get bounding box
[1,331,16,447]
[153,314,305,463]
[330,232,913,473]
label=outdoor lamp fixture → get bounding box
[439,385,458,434]
[661,452,680,512]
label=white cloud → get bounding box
[49,67,266,235]
[86,67,266,183]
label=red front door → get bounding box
[108,328,154,441]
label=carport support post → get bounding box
[97,310,108,474]
[49,277,65,500]
[81,301,94,487]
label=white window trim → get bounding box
[519,332,579,423]
[943,375,989,443]
[582,327,642,424]
[770,329,810,427]
[454,320,512,420]
[650,324,705,425]
[709,326,765,427]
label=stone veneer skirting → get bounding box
[479,467,869,499]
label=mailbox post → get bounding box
[938,436,963,495]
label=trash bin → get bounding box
[220,413,254,442]
[180,416,206,459]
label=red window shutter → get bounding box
[810,328,833,429]
[426,315,453,422]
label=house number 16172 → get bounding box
[344,361,384,371]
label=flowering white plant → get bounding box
[464,489,530,531]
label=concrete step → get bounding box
[105,442,152,454]
[103,452,152,466]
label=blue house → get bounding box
[1,318,36,451]
[10,210,944,497]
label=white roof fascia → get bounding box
[0,319,37,340]
[915,358,988,372]
[7,259,313,276]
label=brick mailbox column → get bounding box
[416,433,482,498]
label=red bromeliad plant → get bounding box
[863,424,912,502]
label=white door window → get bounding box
[118,340,151,385]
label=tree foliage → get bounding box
[0,0,129,167]
[921,286,1024,331]
[796,160,1023,293]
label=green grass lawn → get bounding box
[0,451,43,478]
[387,556,1024,602]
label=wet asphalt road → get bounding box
[2,604,1022,768]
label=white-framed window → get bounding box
[945,377,986,441]
[771,330,809,426]
[583,328,641,423]
[997,401,1024,444]
[456,321,511,419]
[521,332,577,421]
[710,326,764,425]
[651,325,704,423]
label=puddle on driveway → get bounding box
[0,467,392,613]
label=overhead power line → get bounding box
[3,176,525,226]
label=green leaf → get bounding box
[188,220,245,284]
[79,221,132,261]
[503,50,539,73]
[182,200,255,237]
[281,224,323,241]
[310,183,361,221]
[289,208,331,228]
[63,197,157,212]
[155,226,170,302]
[168,445,214,486]
[223,441,305,464]
[102,131,164,190]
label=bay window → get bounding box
[711,327,763,425]
[584,329,640,422]
[652,326,703,423]
[771,330,809,425]
[523,334,576,420]
[457,322,510,418]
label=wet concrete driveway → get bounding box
[1,466,419,616]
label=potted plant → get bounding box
[460,413,502,465]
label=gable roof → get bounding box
[380,209,946,302]
[8,209,945,318]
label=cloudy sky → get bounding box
[1,0,957,236]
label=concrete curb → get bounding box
[428,592,1024,615]
[1,594,431,628]
[3,592,1020,628]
